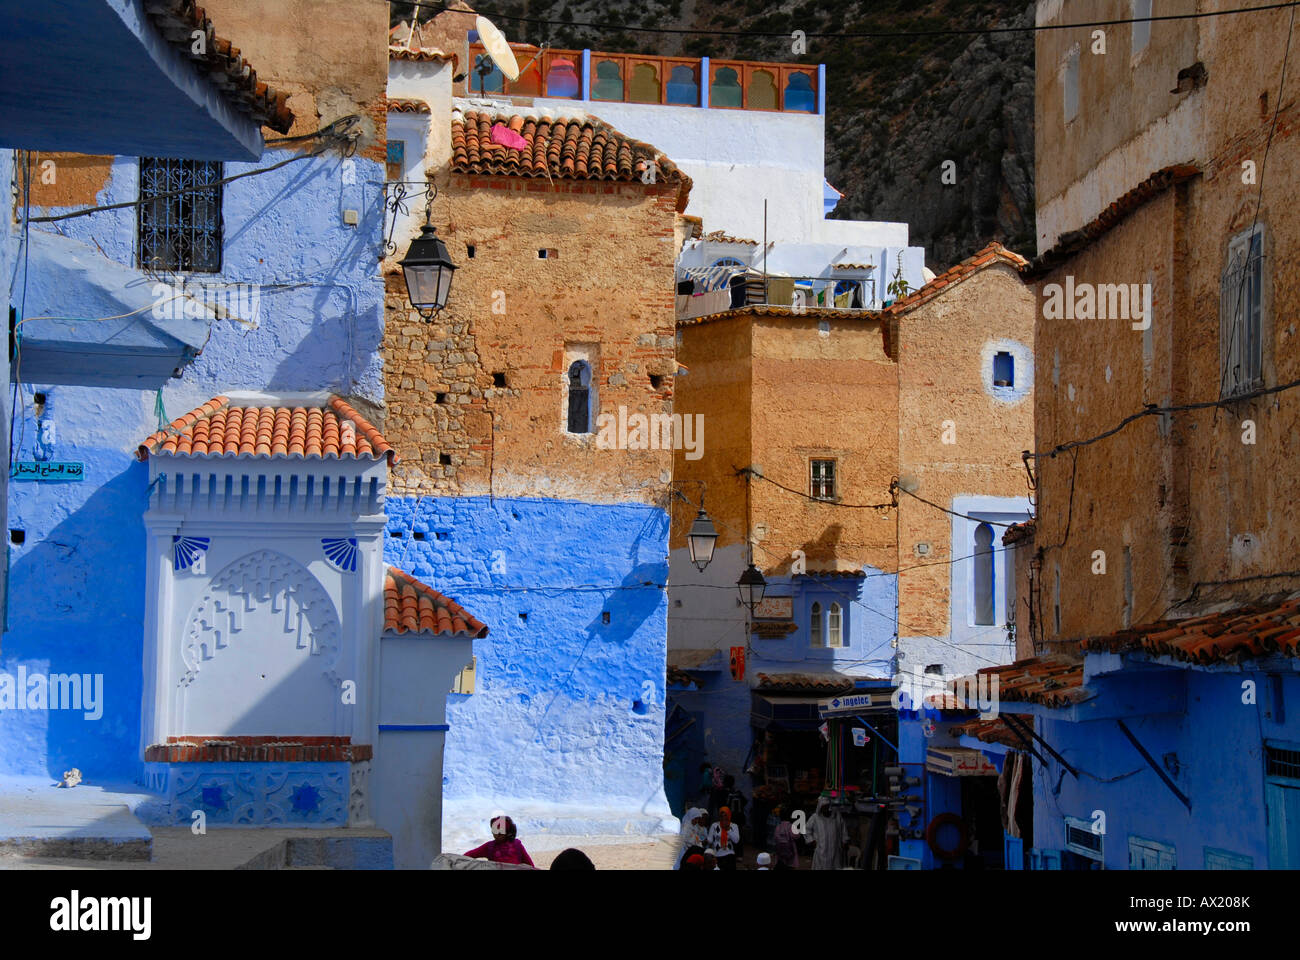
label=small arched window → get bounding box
[974,523,995,625]
[827,603,843,647]
[567,360,592,433]
[809,602,822,648]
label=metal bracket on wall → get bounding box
[1116,718,1192,811]
[381,179,438,257]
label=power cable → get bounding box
[1215,1,1295,408]
[26,116,360,226]
[387,0,1300,41]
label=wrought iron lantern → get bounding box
[686,509,719,572]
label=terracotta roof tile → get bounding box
[1002,519,1036,546]
[143,0,294,133]
[136,396,396,463]
[387,97,431,114]
[701,231,758,245]
[1080,593,1300,665]
[451,108,690,190]
[952,655,1090,709]
[755,672,856,694]
[949,716,1024,748]
[881,241,1029,316]
[384,567,488,638]
[1025,164,1201,278]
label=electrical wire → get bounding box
[1216,1,1295,408]
[25,116,359,226]
[1026,374,1300,461]
[894,485,1021,528]
[387,0,1300,41]
[744,467,895,510]
[671,485,1017,670]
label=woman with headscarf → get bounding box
[806,799,848,870]
[463,815,535,867]
[707,806,740,870]
[675,807,710,869]
[772,806,800,870]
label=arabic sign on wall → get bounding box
[11,461,84,481]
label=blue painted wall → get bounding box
[669,568,897,799]
[0,147,383,782]
[384,495,671,812]
[1032,669,1298,870]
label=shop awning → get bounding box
[669,648,724,671]
[750,694,823,731]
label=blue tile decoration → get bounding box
[140,762,353,826]
[321,537,358,572]
[173,535,210,571]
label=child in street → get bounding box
[464,815,535,867]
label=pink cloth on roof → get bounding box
[490,123,529,151]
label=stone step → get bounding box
[0,781,153,862]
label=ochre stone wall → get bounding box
[1031,8,1300,647]
[669,314,753,549]
[202,0,390,159]
[670,312,899,578]
[749,316,899,576]
[382,175,680,504]
[897,264,1036,639]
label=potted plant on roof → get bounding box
[884,251,910,307]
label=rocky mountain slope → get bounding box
[394,0,1036,268]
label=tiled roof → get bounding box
[389,47,457,62]
[677,304,883,326]
[700,231,758,245]
[388,19,460,65]
[451,108,689,188]
[832,262,875,270]
[384,567,489,638]
[145,736,371,763]
[949,716,1023,748]
[1080,593,1300,665]
[1002,519,1036,546]
[796,569,868,579]
[881,242,1029,316]
[388,97,431,113]
[953,655,1090,709]
[136,396,396,462]
[143,1,295,133]
[1025,164,1200,278]
[755,672,856,694]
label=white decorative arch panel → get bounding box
[178,549,345,736]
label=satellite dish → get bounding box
[475,15,519,82]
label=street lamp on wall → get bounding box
[686,509,719,572]
[399,223,457,319]
[737,563,767,611]
[384,179,457,319]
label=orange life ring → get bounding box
[925,812,969,861]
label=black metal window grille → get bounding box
[567,360,592,433]
[137,158,223,273]
[810,459,836,500]
[1266,744,1300,780]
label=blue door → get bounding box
[1266,782,1300,868]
